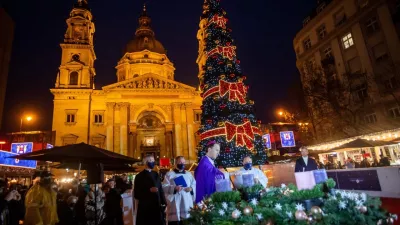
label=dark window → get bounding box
[94,114,103,123]
[69,72,79,85]
[317,24,327,40]
[389,107,400,118]
[366,17,380,34]
[364,113,377,123]
[303,38,311,50]
[66,114,76,123]
[384,77,397,90]
[195,112,201,122]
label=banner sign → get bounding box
[262,134,271,149]
[280,131,296,147]
[0,150,37,169]
[11,142,33,154]
[327,170,381,191]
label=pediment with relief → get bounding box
[103,73,196,92]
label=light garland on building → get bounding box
[307,128,400,151]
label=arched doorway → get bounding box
[135,111,166,160]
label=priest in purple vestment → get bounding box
[194,140,225,203]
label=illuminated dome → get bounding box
[125,5,166,54]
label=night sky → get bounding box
[1,0,315,132]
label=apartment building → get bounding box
[294,0,400,142]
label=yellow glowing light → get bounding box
[278,111,283,116]
[298,123,302,126]
[26,116,32,121]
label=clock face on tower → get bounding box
[72,54,80,61]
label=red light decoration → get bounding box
[203,80,247,104]
[200,121,262,151]
[219,104,226,109]
[208,15,228,29]
[207,45,237,60]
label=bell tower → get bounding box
[55,0,96,89]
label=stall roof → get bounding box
[329,138,398,151]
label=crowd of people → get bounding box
[294,146,393,171]
[0,140,273,225]
[0,169,132,225]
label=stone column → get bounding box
[181,104,189,159]
[185,102,196,162]
[172,103,183,157]
[119,102,129,156]
[165,122,174,159]
[114,104,121,153]
[106,102,115,151]
[129,123,138,158]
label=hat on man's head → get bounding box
[206,140,217,148]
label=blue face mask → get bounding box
[244,163,252,170]
[147,161,155,169]
[177,163,185,170]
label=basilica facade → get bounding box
[51,1,203,162]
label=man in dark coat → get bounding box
[295,147,319,172]
[104,178,123,225]
[134,155,167,225]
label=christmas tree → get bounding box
[197,0,267,167]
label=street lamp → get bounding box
[20,115,33,132]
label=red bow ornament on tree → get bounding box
[208,15,228,29]
[219,80,247,104]
[225,121,255,150]
[207,45,237,60]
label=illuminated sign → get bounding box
[280,131,296,147]
[0,150,37,169]
[11,142,33,154]
[262,134,271,149]
[46,144,54,149]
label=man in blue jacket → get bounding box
[295,147,319,172]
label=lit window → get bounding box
[364,113,377,124]
[342,33,354,49]
[69,71,79,85]
[324,47,332,58]
[366,17,380,34]
[317,24,327,40]
[389,107,400,118]
[303,38,312,50]
[66,114,76,123]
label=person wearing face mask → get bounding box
[134,154,167,225]
[162,156,196,225]
[24,171,59,225]
[195,140,225,203]
[233,156,268,189]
